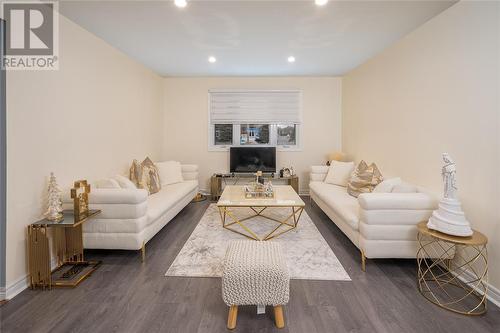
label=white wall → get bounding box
[6,14,163,297]
[162,77,342,193]
[342,2,500,291]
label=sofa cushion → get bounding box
[147,180,197,224]
[156,161,183,185]
[358,192,437,210]
[83,216,149,234]
[373,177,401,193]
[392,182,418,193]
[324,161,355,187]
[115,175,137,189]
[94,178,121,189]
[309,181,360,230]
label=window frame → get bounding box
[207,90,303,152]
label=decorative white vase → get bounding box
[427,198,472,237]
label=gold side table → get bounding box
[28,209,101,289]
[416,222,488,315]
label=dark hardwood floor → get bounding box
[1,197,499,333]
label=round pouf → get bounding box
[222,240,290,329]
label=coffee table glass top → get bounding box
[217,185,305,207]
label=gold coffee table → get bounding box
[416,222,488,315]
[217,185,305,241]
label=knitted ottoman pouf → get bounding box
[222,240,290,329]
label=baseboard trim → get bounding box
[5,258,57,300]
[459,268,500,308]
[0,286,5,301]
[5,275,28,300]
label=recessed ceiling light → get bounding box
[174,0,187,8]
[287,56,296,63]
[315,0,328,6]
[208,56,217,63]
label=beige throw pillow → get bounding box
[155,161,183,185]
[142,157,161,194]
[324,161,355,187]
[373,177,402,193]
[129,157,161,195]
[115,174,137,189]
[347,160,383,197]
[392,183,418,193]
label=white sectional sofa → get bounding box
[66,164,199,260]
[309,165,437,271]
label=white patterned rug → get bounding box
[165,204,351,281]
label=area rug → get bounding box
[165,204,351,281]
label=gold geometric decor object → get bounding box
[416,222,488,315]
[70,180,91,222]
[192,192,207,202]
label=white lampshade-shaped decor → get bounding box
[326,151,345,166]
[427,153,472,237]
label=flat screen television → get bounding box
[230,147,276,173]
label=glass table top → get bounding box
[32,209,101,227]
[217,185,305,207]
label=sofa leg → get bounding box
[274,305,285,328]
[227,305,238,330]
[361,250,366,272]
[141,241,146,263]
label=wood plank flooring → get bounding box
[1,197,499,333]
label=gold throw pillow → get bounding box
[142,157,161,194]
[347,160,383,198]
[129,157,161,195]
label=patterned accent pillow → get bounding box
[129,157,162,195]
[347,160,383,198]
[142,157,162,194]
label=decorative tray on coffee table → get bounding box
[244,182,274,199]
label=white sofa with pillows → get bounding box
[309,162,438,271]
[65,161,199,259]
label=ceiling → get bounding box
[59,0,456,77]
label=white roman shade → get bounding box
[209,90,301,124]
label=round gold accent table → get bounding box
[416,222,488,315]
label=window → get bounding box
[208,90,302,151]
[240,124,270,145]
[277,124,296,146]
[214,124,233,146]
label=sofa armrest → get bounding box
[310,165,329,182]
[181,164,199,181]
[358,193,437,211]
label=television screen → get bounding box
[230,147,276,173]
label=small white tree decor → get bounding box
[45,172,63,221]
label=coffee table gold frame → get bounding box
[218,206,304,241]
[416,222,488,315]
